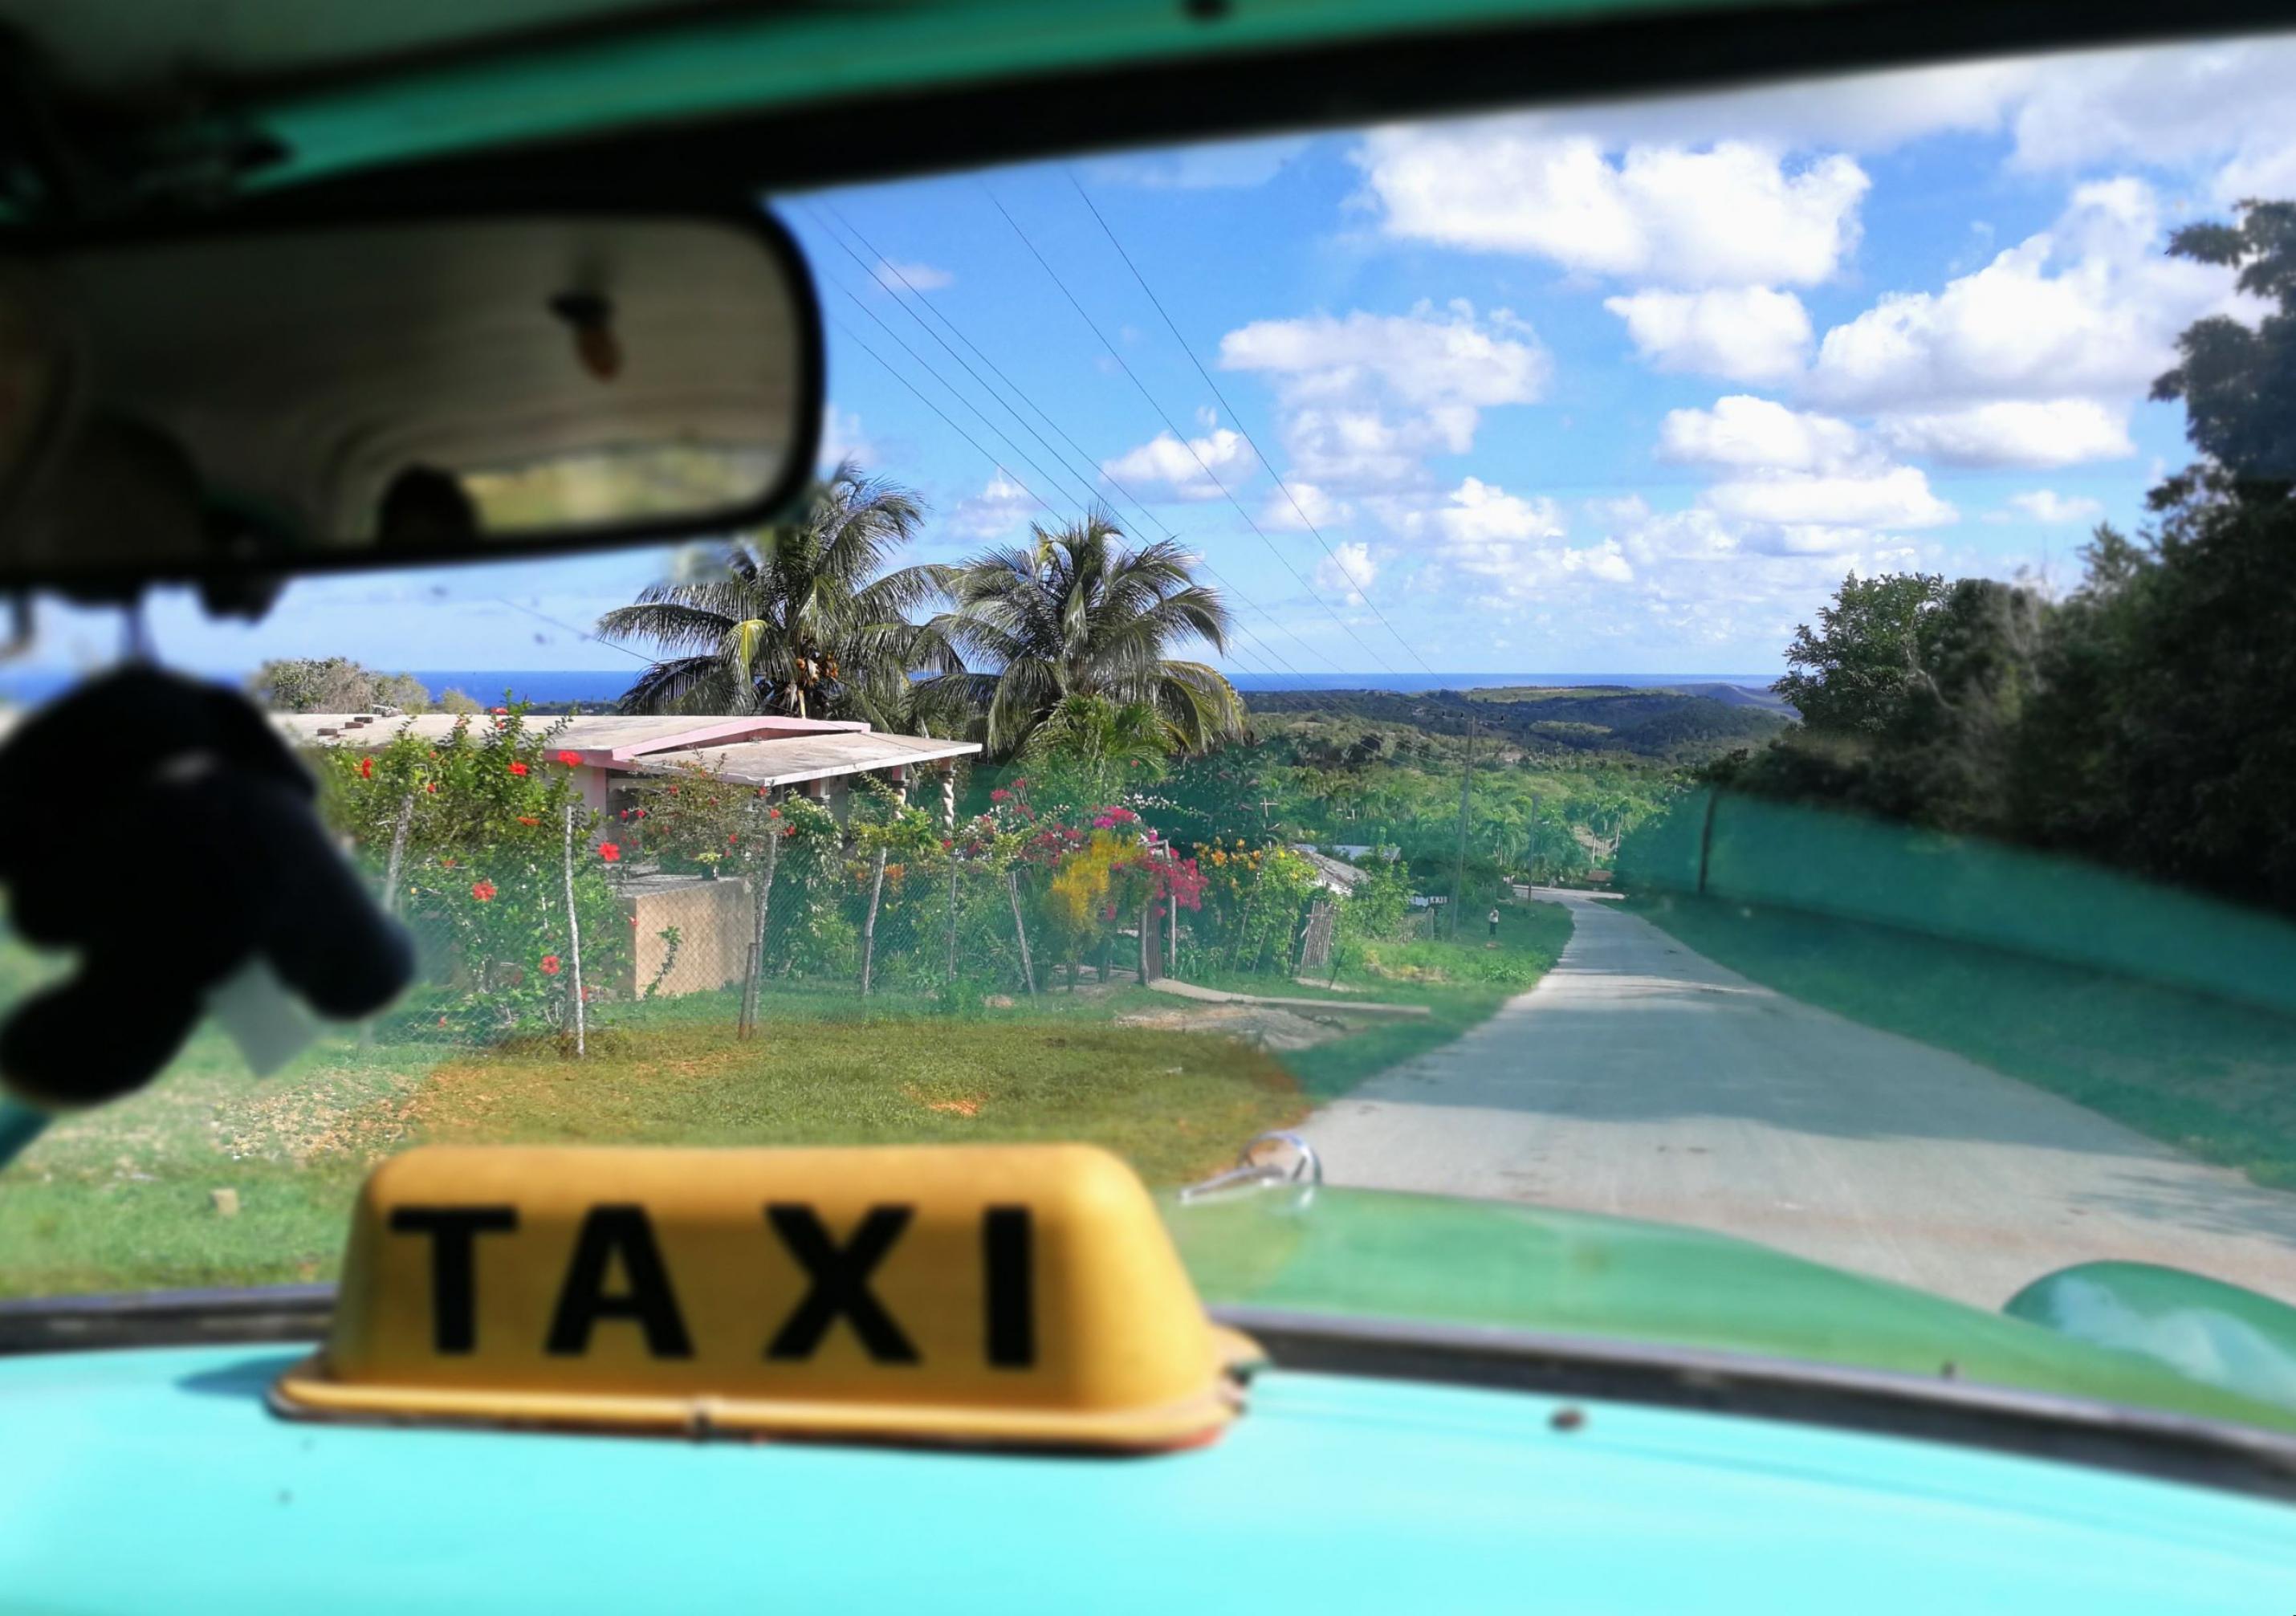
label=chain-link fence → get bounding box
[360,795,1199,1052]
[309,715,1422,1056]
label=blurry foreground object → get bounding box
[0,667,413,1112]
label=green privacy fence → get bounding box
[1618,788,2296,1021]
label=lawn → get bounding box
[1631,893,2296,1191]
[0,906,1573,1298]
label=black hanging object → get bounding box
[0,667,413,1107]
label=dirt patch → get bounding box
[1115,1003,1348,1052]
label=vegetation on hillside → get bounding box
[1648,200,2296,919]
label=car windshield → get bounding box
[6,29,2296,1432]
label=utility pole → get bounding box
[1451,718,1473,938]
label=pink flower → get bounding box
[539,955,561,975]
[491,706,508,715]
[990,788,1010,802]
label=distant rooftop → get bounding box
[277,710,979,783]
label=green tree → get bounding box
[2151,200,2296,483]
[1773,574,1950,735]
[250,657,430,713]
[934,514,1244,756]
[599,462,953,723]
[1019,693,1174,814]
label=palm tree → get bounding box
[934,514,1245,756]
[598,462,955,722]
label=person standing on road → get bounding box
[1488,906,1500,938]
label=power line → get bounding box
[1066,169,1437,679]
[827,279,1100,515]
[828,316,1296,682]
[979,181,1407,679]
[808,206,1333,683]
[495,596,652,662]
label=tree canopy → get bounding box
[599,462,952,723]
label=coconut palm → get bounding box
[933,514,1244,756]
[599,462,955,722]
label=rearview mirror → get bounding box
[0,207,822,595]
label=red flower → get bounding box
[597,842,621,863]
[438,1016,447,1028]
[491,706,508,714]
[634,808,647,819]
[990,788,1010,802]
[517,816,539,828]
[556,751,581,767]
[582,986,596,1002]
[470,880,497,902]
[727,833,739,845]
[425,782,438,794]
[359,756,374,780]
[507,762,529,777]
[440,857,457,869]
[539,955,562,975]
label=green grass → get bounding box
[0,906,1573,1297]
[1631,893,2296,1191]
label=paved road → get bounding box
[1301,891,2296,1309]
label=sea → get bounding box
[0,667,1782,706]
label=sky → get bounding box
[33,28,2296,684]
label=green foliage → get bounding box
[1017,693,1175,819]
[599,461,953,723]
[311,708,626,1040]
[2151,200,2296,482]
[1706,200,2296,917]
[250,657,430,714]
[1773,573,1951,736]
[934,513,1244,756]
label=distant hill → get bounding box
[1248,684,1793,762]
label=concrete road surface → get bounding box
[1302,891,2296,1308]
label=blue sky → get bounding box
[37,30,2296,684]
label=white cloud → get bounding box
[1659,396,1862,474]
[1101,427,1255,501]
[1392,477,1634,598]
[2007,490,2106,523]
[1314,542,1378,604]
[873,258,952,291]
[1806,181,2232,415]
[951,470,1037,539]
[1655,399,1955,544]
[1605,287,1812,383]
[1219,301,1548,490]
[1875,399,2134,468]
[1262,480,1352,531]
[1355,129,1868,286]
[816,405,873,473]
[1704,466,1956,534]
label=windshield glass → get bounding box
[6,30,2296,1432]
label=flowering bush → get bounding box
[313,706,628,1040]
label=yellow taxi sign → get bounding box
[275,1144,1256,1450]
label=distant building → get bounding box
[275,711,979,824]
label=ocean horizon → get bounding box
[0,666,1783,706]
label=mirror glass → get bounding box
[0,212,817,583]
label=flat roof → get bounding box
[278,710,979,786]
[274,711,867,762]
[644,732,980,788]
